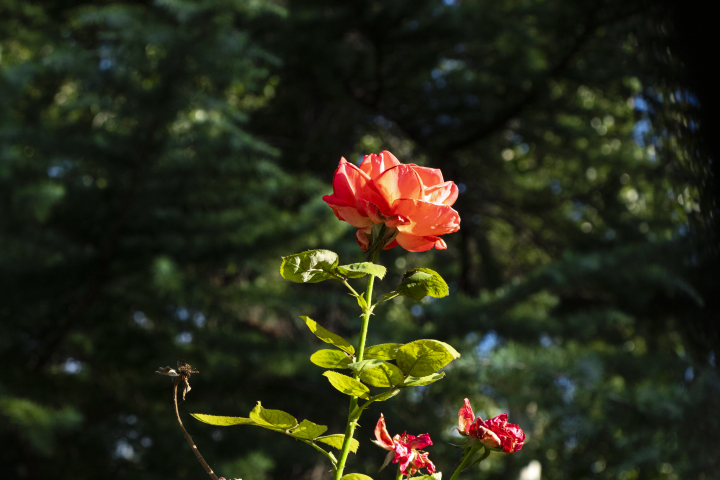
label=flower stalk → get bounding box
[333,248,380,480]
[448,443,488,480]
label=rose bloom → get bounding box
[322,151,460,252]
[372,414,436,476]
[458,398,525,453]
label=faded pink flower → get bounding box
[372,414,436,476]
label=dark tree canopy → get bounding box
[0,1,717,480]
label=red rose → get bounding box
[323,151,460,252]
[458,398,525,453]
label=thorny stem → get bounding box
[173,379,220,480]
[333,248,381,480]
[448,443,487,480]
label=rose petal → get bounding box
[485,413,508,429]
[356,199,410,228]
[395,234,446,252]
[372,165,424,205]
[411,165,444,187]
[325,202,374,228]
[506,423,526,443]
[330,158,372,206]
[458,398,475,435]
[472,423,502,448]
[423,181,459,206]
[359,150,401,179]
[407,433,432,450]
[374,414,395,450]
[397,449,415,475]
[356,228,370,251]
[393,199,461,236]
[393,442,409,464]
[413,451,436,474]
[424,456,436,474]
[395,233,436,252]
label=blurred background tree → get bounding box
[1,1,717,480]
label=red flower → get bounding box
[323,151,460,252]
[372,414,437,476]
[458,398,525,453]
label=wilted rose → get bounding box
[372,414,437,476]
[458,398,525,453]
[323,151,460,252]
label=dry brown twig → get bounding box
[156,361,239,480]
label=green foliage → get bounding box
[363,343,402,360]
[192,404,328,441]
[317,434,360,453]
[221,451,275,480]
[367,389,401,403]
[310,349,353,369]
[347,359,386,374]
[395,340,461,377]
[191,414,256,427]
[0,396,82,456]
[393,268,449,301]
[322,372,371,400]
[249,402,297,431]
[358,363,405,388]
[337,262,387,280]
[410,474,442,480]
[302,316,356,355]
[280,249,339,283]
[340,474,374,480]
[402,373,446,387]
[289,419,328,440]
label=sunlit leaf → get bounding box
[347,359,386,374]
[410,473,442,480]
[363,343,402,360]
[280,249,339,283]
[316,434,360,453]
[310,349,352,369]
[323,371,370,399]
[402,372,445,387]
[337,263,387,279]
[395,268,449,301]
[289,419,328,439]
[359,363,404,388]
[396,340,460,377]
[368,388,401,402]
[190,414,257,426]
[249,402,297,430]
[302,316,355,355]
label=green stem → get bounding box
[449,444,487,480]
[395,466,404,480]
[342,279,361,297]
[333,248,381,480]
[301,439,337,467]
